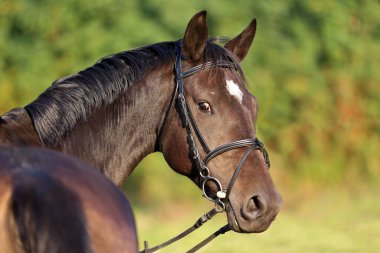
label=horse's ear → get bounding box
[182,11,208,62]
[224,18,257,62]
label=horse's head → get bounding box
[160,11,282,233]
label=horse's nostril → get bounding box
[238,191,282,232]
[252,196,261,210]
[241,195,265,221]
[243,194,271,220]
[247,195,262,213]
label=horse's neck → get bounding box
[0,108,41,147]
[56,71,173,185]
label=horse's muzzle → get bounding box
[226,190,282,233]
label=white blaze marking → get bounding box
[226,80,243,103]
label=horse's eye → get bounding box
[198,101,212,113]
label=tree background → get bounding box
[1,0,379,252]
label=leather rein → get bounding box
[142,42,270,253]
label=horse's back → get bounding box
[0,147,137,253]
[0,167,17,253]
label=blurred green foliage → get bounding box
[1,0,379,206]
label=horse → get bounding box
[0,146,137,253]
[0,10,282,236]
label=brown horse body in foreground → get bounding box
[0,147,137,253]
[0,10,282,252]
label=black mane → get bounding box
[25,40,242,146]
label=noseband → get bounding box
[144,42,270,253]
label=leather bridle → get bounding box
[143,42,270,253]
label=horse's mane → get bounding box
[25,40,243,146]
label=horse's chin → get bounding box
[225,201,273,233]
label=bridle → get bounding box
[143,42,270,253]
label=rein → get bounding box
[142,42,270,252]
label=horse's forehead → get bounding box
[221,71,256,122]
[192,69,248,103]
[226,79,243,104]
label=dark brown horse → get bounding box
[0,147,137,253]
[0,11,281,234]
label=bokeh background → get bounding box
[1,0,379,252]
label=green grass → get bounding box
[132,188,380,252]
